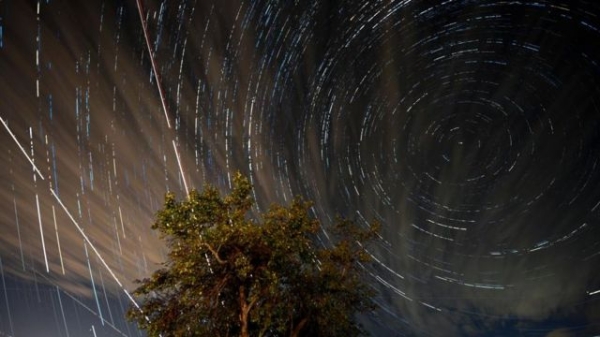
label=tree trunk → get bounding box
[239,285,250,337]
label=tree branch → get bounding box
[247,294,260,313]
[200,242,226,264]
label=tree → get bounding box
[126,173,379,337]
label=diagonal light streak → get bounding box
[1,117,44,180]
[1,114,144,315]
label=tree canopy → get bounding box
[127,173,379,337]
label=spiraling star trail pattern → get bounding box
[1,0,600,336]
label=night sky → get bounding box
[1,0,600,336]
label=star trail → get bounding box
[1,0,600,336]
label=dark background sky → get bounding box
[1,0,600,336]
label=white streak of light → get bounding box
[29,127,37,183]
[113,216,123,255]
[56,286,70,337]
[420,301,442,312]
[118,205,126,238]
[172,140,189,195]
[84,241,105,326]
[53,206,66,274]
[589,289,600,296]
[36,194,50,273]
[112,157,118,178]
[13,198,26,271]
[0,117,45,180]
[50,188,143,312]
[592,199,600,212]
[99,271,115,324]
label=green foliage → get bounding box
[127,172,379,337]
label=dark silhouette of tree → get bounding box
[127,173,379,337]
